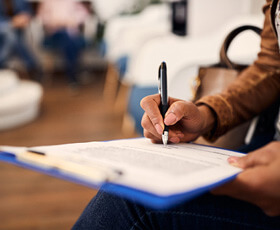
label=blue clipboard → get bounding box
[0,150,238,209]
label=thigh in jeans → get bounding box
[73,190,280,230]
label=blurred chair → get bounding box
[102,3,171,107]
[92,0,151,23]
[104,3,170,62]
[0,69,43,131]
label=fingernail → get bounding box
[164,113,177,125]
[228,156,240,167]
[155,124,163,135]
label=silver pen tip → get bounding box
[162,131,168,146]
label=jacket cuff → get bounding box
[195,95,234,141]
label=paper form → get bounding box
[25,138,244,196]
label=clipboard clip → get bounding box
[18,150,123,183]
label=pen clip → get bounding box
[158,65,162,94]
[158,62,168,105]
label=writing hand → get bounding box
[140,94,215,144]
[212,141,280,216]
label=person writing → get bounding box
[37,0,89,87]
[140,0,280,218]
[72,0,280,229]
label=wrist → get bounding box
[198,104,217,134]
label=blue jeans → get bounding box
[0,26,39,72]
[72,190,280,230]
[0,24,15,65]
[14,32,40,71]
[44,30,86,84]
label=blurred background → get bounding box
[0,0,264,229]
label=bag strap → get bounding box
[220,25,262,70]
[270,0,278,38]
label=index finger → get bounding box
[140,94,164,133]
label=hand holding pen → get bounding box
[140,63,216,144]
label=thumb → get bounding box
[228,149,274,169]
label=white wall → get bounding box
[249,0,266,14]
[187,0,264,36]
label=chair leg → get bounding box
[114,81,130,114]
[121,112,136,137]
[40,53,55,86]
[103,63,137,136]
[103,62,120,106]
[114,82,136,135]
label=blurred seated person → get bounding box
[37,0,89,86]
[0,0,42,81]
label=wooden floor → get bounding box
[0,72,138,230]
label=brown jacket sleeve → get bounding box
[196,0,280,141]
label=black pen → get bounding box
[158,62,169,146]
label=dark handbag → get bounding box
[193,25,262,150]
